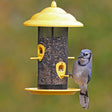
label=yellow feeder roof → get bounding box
[23,1,84,27]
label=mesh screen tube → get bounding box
[38,27,68,89]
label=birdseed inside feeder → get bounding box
[23,1,83,95]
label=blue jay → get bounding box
[72,49,92,109]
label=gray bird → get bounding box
[72,49,92,109]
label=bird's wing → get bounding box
[87,70,92,83]
[87,60,92,83]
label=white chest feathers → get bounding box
[72,64,90,86]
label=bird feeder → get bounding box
[24,1,83,95]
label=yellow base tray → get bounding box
[25,88,80,95]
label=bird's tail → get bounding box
[79,89,89,109]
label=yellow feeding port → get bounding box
[30,44,45,61]
[56,62,69,79]
[23,1,83,27]
[37,44,45,61]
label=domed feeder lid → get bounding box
[23,1,83,27]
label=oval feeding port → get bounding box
[59,65,64,71]
[37,44,45,61]
[39,47,43,54]
[56,62,66,79]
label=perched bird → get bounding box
[72,49,92,109]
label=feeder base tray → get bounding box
[25,88,80,95]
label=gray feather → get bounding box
[79,89,89,109]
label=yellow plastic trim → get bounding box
[30,57,41,60]
[37,44,45,61]
[25,88,80,95]
[56,62,69,79]
[51,1,57,7]
[68,57,75,59]
[23,1,83,27]
[30,44,45,61]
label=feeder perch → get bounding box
[23,1,83,95]
[68,57,75,60]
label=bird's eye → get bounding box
[84,53,88,56]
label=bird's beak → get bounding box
[78,53,83,59]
